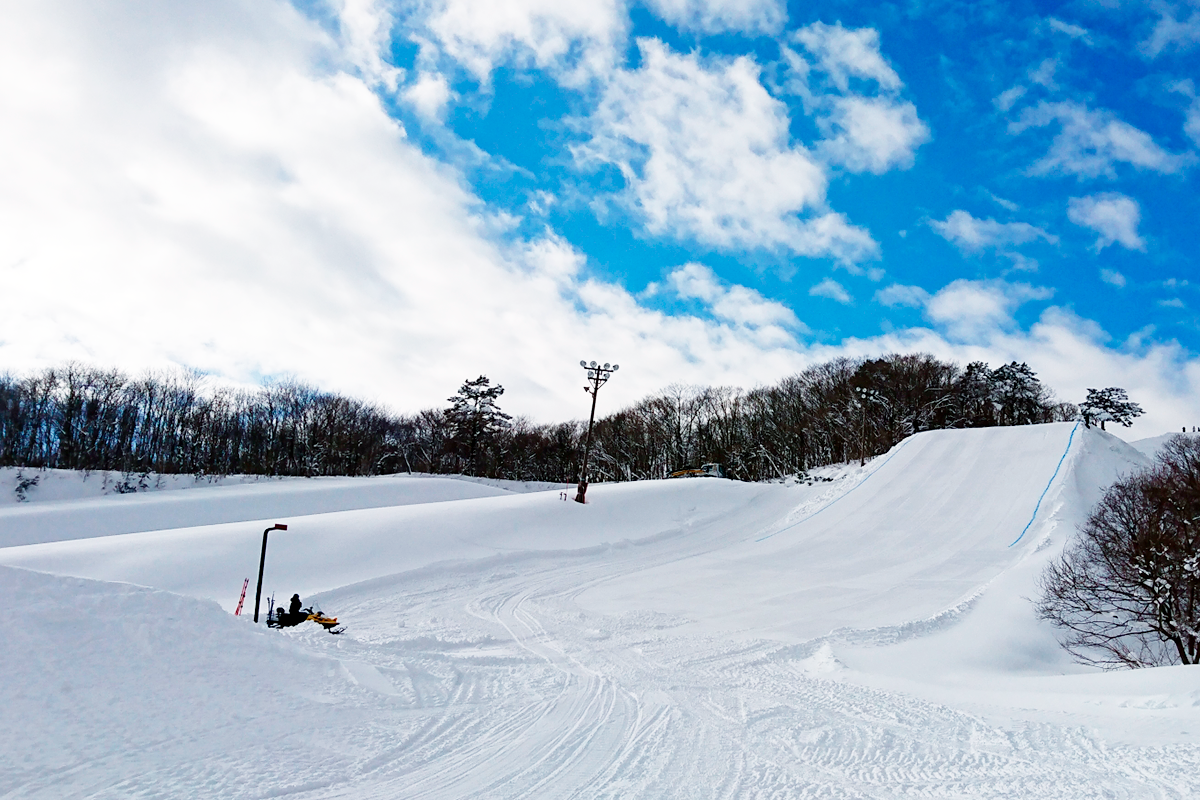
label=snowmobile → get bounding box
[267,604,346,634]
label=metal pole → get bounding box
[573,360,617,505]
[575,377,600,504]
[253,523,287,623]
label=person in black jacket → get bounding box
[289,593,303,617]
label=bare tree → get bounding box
[1037,435,1200,668]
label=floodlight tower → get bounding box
[575,360,618,504]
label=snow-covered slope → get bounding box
[3,422,1197,799]
[1129,429,1200,459]
[0,476,801,608]
[0,473,562,548]
[580,422,1150,646]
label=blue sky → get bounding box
[391,0,1199,345]
[1,0,1198,435]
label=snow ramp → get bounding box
[579,422,1150,643]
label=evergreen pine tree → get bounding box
[1080,387,1144,430]
[445,376,511,476]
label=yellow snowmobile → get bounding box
[267,604,346,634]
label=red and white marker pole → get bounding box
[233,578,249,616]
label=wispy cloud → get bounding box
[668,263,802,331]
[644,0,786,35]
[874,283,929,308]
[417,0,627,86]
[809,277,853,303]
[1067,193,1145,251]
[1141,3,1200,57]
[930,210,1057,254]
[1100,268,1128,288]
[1010,100,1191,178]
[792,22,902,91]
[1047,17,1093,44]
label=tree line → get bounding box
[1,354,1084,486]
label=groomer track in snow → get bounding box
[3,422,1198,798]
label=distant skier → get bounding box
[289,593,303,617]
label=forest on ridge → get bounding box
[0,354,1078,486]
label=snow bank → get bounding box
[1129,430,1200,459]
[0,477,790,610]
[0,473,544,548]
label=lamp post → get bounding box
[575,360,618,504]
[253,523,288,623]
[852,385,883,467]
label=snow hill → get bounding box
[0,470,563,548]
[3,422,1198,798]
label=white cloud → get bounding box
[1067,193,1145,251]
[1185,99,1200,147]
[922,279,1053,342]
[1028,58,1059,90]
[1159,297,1186,308]
[644,0,786,35]
[403,71,452,118]
[1141,5,1200,57]
[874,283,930,308]
[788,22,929,174]
[417,0,626,85]
[930,210,1057,254]
[817,94,929,173]
[1010,100,1191,178]
[994,86,1027,113]
[0,0,815,420]
[2,1,1196,442]
[809,277,853,304]
[668,263,802,336]
[987,192,1020,212]
[332,0,404,90]
[1100,268,1127,288]
[1172,80,1200,147]
[577,39,876,261]
[1047,18,1092,43]
[792,23,901,92]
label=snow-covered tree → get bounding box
[988,361,1046,426]
[445,376,511,476]
[1080,387,1144,430]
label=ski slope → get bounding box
[4,423,1199,799]
[0,470,564,548]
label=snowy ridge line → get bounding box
[754,436,916,543]
[747,582,995,667]
[1008,421,1080,548]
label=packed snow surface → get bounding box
[0,470,564,547]
[3,422,1199,798]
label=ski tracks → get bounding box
[311,543,1200,800]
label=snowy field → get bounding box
[3,423,1199,798]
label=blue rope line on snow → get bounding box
[756,436,916,543]
[1008,421,1080,548]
